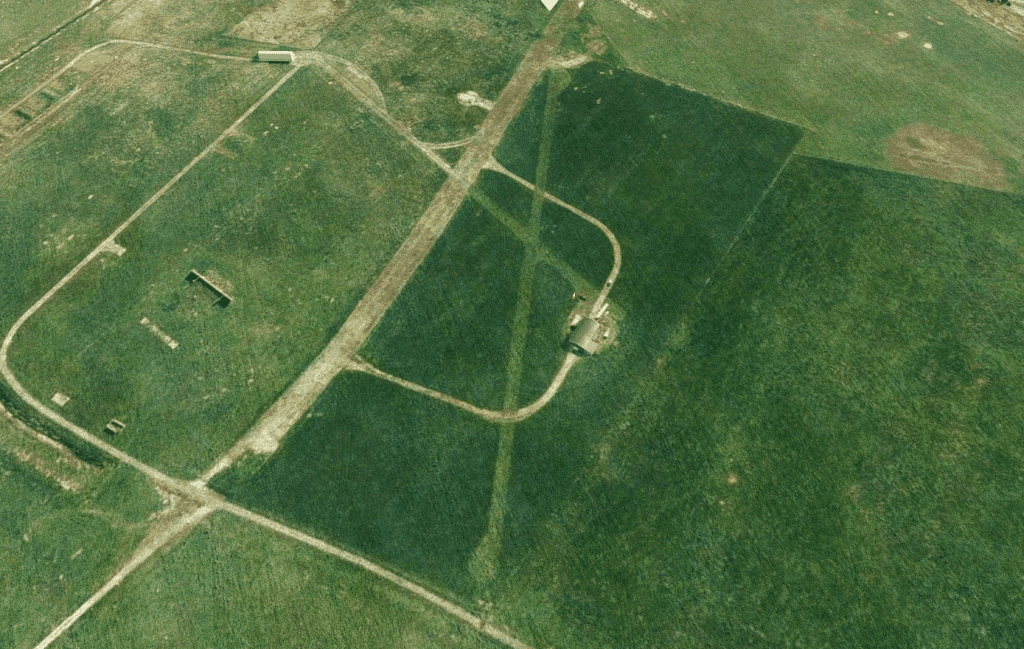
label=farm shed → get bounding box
[257,51,294,63]
[568,317,601,355]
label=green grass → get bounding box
[0,43,284,331]
[319,0,549,142]
[539,199,614,290]
[0,422,160,649]
[54,511,501,648]
[5,64,446,477]
[213,60,806,642]
[360,198,525,410]
[588,0,1024,192]
[104,0,278,53]
[211,373,500,603]
[499,61,803,345]
[491,158,1024,648]
[0,0,91,62]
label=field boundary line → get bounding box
[691,148,799,309]
[32,503,217,649]
[219,501,534,649]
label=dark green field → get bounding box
[53,512,499,649]
[492,157,1024,649]
[211,373,499,603]
[0,420,160,649]
[588,0,1024,192]
[0,43,284,332]
[360,200,526,411]
[6,64,445,477]
[360,169,582,410]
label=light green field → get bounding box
[54,512,498,649]
[0,414,160,649]
[0,0,91,62]
[589,0,1024,192]
[6,63,446,477]
[0,42,285,331]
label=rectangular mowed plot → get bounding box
[5,64,446,477]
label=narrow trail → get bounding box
[346,354,579,423]
[32,503,216,649]
[0,0,115,75]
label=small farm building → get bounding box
[542,0,560,10]
[568,317,601,355]
[257,51,294,63]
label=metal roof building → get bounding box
[568,317,601,355]
[257,51,294,63]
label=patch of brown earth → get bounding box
[228,0,348,49]
[886,124,1008,191]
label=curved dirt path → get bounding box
[4,3,584,644]
[347,353,580,423]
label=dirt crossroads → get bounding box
[201,0,583,482]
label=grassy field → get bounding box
[319,0,549,143]
[5,64,446,477]
[360,199,526,411]
[489,157,1024,648]
[0,42,284,332]
[211,373,499,603]
[499,62,803,345]
[53,511,501,648]
[0,0,91,63]
[104,0,277,53]
[588,0,1024,192]
[0,414,160,649]
[213,59,805,633]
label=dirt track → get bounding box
[202,1,582,481]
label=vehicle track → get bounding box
[202,0,583,480]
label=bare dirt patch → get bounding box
[228,0,348,49]
[886,124,1008,191]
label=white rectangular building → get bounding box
[257,51,295,63]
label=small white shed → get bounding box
[257,51,295,63]
[542,0,560,10]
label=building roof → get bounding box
[568,317,600,355]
